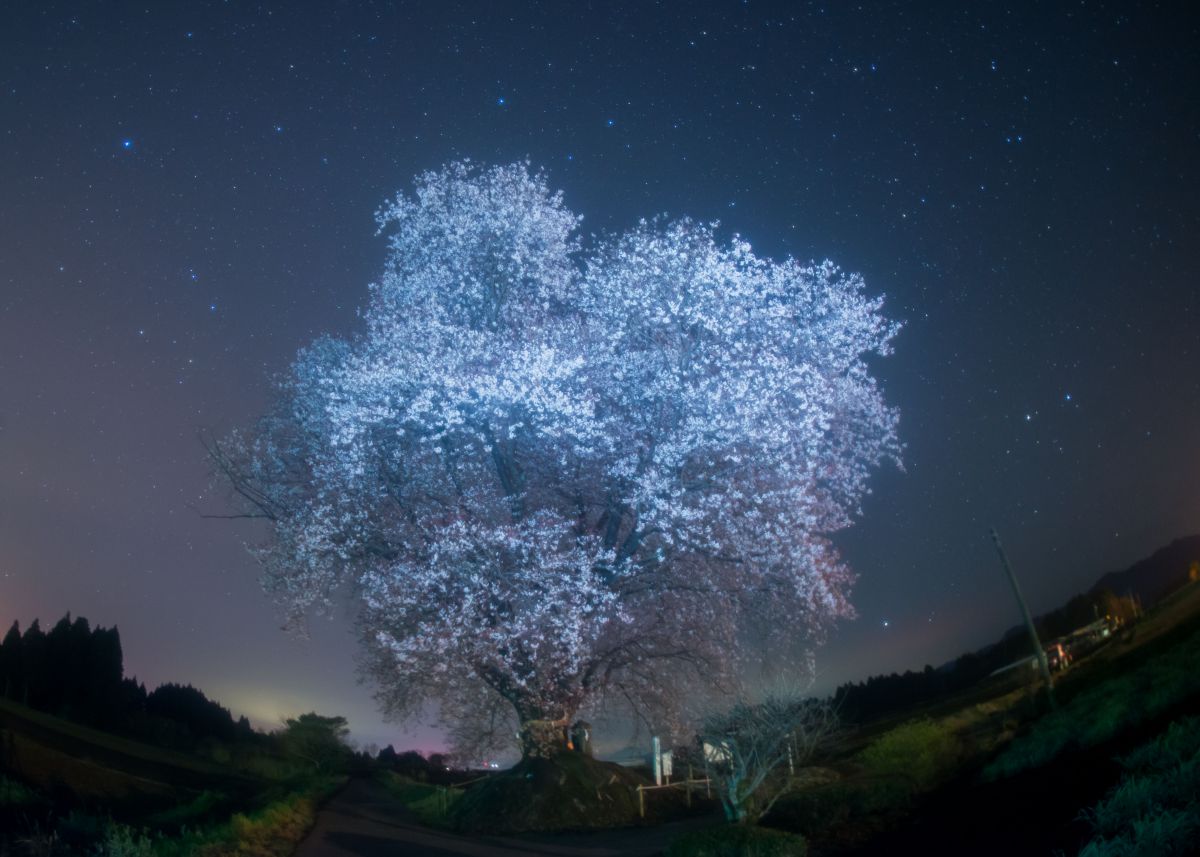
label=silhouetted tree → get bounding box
[280,713,352,773]
[20,620,47,708]
[0,621,20,700]
[146,683,238,745]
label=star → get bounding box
[122,139,133,149]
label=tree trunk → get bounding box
[519,717,571,759]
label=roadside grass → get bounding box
[983,625,1200,780]
[142,789,231,829]
[0,773,43,807]
[376,770,462,825]
[766,717,963,838]
[92,775,344,857]
[858,718,960,795]
[1075,716,1200,856]
[667,823,808,856]
[0,699,240,780]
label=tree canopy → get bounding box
[213,161,900,757]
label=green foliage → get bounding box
[768,719,961,836]
[985,627,1200,780]
[406,787,463,825]
[858,718,960,793]
[279,712,352,774]
[1075,717,1200,856]
[377,769,439,803]
[0,773,42,806]
[88,777,342,857]
[767,781,866,834]
[143,789,229,829]
[94,825,156,857]
[667,824,808,857]
[377,770,465,825]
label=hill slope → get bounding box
[1090,534,1200,604]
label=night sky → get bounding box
[2,2,1197,750]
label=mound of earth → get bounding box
[450,752,650,833]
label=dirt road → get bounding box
[295,777,706,856]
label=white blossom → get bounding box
[217,162,900,750]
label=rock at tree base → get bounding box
[450,752,649,833]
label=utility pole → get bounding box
[990,528,1055,706]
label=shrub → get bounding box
[144,789,229,829]
[148,777,341,857]
[94,825,156,857]
[858,718,960,793]
[0,774,41,807]
[1075,716,1200,856]
[405,788,462,826]
[667,824,808,857]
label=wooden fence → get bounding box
[635,764,712,818]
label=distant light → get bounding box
[122,139,133,149]
[606,118,615,127]
[882,619,890,628]
[497,97,506,106]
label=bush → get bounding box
[858,719,960,793]
[1075,716,1200,856]
[667,824,807,857]
[128,776,342,857]
[406,788,462,825]
[95,825,156,857]
[144,789,229,829]
[0,774,42,807]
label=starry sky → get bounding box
[1,2,1197,750]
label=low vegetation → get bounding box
[92,776,343,857]
[667,824,808,856]
[858,717,961,795]
[764,715,964,842]
[376,770,462,826]
[1075,716,1200,856]
[984,624,1200,780]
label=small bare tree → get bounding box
[699,694,837,824]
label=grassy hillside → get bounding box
[0,696,258,806]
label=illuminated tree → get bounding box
[699,694,838,824]
[211,161,900,759]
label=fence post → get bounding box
[638,785,645,819]
[687,764,693,808]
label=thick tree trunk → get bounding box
[519,717,571,759]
